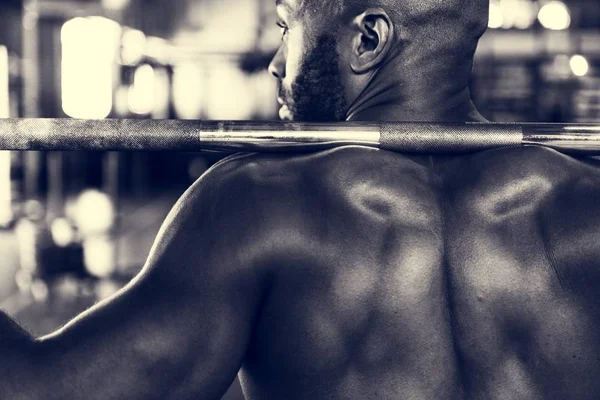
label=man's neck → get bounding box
[347,92,487,122]
[345,59,487,123]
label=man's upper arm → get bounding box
[2,154,271,400]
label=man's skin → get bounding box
[3,0,600,399]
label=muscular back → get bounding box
[216,146,600,399]
[440,147,600,399]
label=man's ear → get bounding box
[348,8,394,74]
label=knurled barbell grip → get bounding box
[0,118,200,151]
[379,122,523,154]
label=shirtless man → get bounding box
[3,0,600,399]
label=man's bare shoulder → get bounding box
[196,145,600,266]
[229,145,600,399]
[186,146,442,270]
[440,145,600,194]
[198,146,441,226]
[203,146,432,186]
[440,146,600,225]
[202,145,600,228]
[440,145,600,293]
[434,147,600,399]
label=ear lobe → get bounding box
[349,9,394,74]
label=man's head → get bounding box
[268,0,489,122]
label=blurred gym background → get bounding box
[0,0,598,398]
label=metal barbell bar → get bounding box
[0,118,599,155]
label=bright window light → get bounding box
[251,70,279,119]
[61,17,121,119]
[513,0,538,29]
[538,1,571,31]
[499,0,518,29]
[146,36,171,64]
[128,64,155,115]
[51,218,75,247]
[121,28,146,65]
[489,0,537,30]
[182,0,258,53]
[102,0,130,11]
[173,62,204,119]
[152,67,170,118]
[83,236,116,278]
[488,1,504,29]
[570,55,590,77]
[205,63,254,120]
[15,218,37,273]
[74,189,115,235]
[31,280,49,302]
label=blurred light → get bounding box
[152,67,170,119]
[51,218,75,247]
[570,55,590,77]
[121,28,146,65]
[114,85,129,116]
[146,36,171,64]
[15,219,37,273]
[22,11,38,30]
[55,275,80,298]
[83,236,116,278]
[173,62,204,119]
[251,70,279,119]
[64,197,78,222]
[23,199,44,220]
[74,189,115,235]
[102,0,130,11]
[128,64,155,115]
[95,279,121,300]
[31,279,49,302]
[61,17,121,119]
[205,63,254,120]
[488,1,504,29]
[551,54,574,79]
[500,0,519,29]
[15,269,33,293]
[512,0,538,29]
[538,1,571,31]
[490,0,537,30]
[181,0,258,53]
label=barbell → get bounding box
[0,118,599,155]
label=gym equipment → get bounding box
[0,119,599,155]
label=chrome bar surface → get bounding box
[522,123,600,155]
[198,121,380,152]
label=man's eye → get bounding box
[276,22,289,39]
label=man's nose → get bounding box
[268,47,285,79]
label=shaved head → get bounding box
[298,0,489,52]
[270,0,489,122]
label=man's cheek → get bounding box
[283,29,306,86]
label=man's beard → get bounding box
[279,34,348,122]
